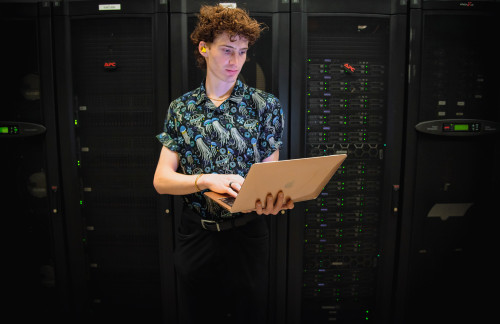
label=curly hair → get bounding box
[190,5,267,69]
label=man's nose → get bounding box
[229,52,243,65]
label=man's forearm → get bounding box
[153,170,203,195]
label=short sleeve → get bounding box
[258,94,284,160]
[156,102,180,152]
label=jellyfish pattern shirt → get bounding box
[156,80,284,220]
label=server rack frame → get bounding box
[287,1,408,322]
[53,0,171,321]
[395,1,500,322]
[0,1,71,320]
[38,2,72,317]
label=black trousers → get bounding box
[174,208,270,324]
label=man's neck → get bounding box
[205,74,237,99]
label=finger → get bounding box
[230,175,245,186]
[228,176,244,192]
[227,186,238,198]
[282,199,294,210]
[234,175,245,182]
[255,200,263,215]
[264,194,274,214]
[231,182,242,193]
[272,192,285,215]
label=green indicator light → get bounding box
[74,119,78,126]
[454,124,469,131]
[0,126,9,134]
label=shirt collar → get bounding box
[195,79,244,108]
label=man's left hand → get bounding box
[255,191,294,215]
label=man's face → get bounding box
[202,32,249,85]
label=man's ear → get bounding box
[199,42,208,55]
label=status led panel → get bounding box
[301,16,389,323]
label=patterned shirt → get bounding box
[156,80,284,220]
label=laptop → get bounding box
[203,154,347,213]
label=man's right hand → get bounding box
[197,173,245,198]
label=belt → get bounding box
[201,213,260,232]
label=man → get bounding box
[153,4,293,323]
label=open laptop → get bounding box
[204,154,347,213]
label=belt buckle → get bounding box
[201,219,221,232]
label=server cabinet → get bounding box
[288,1,408,322]
[0,2,69,321]
[167,1,290,323]
[53,1,171,321]
[395,1,500,323]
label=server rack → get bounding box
[288,1,408,322]
[0,2,69,321]
[53,1,171,321]
[395,1,500,323]
[167,1,291,322]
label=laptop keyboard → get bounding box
[220,197,235,207]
